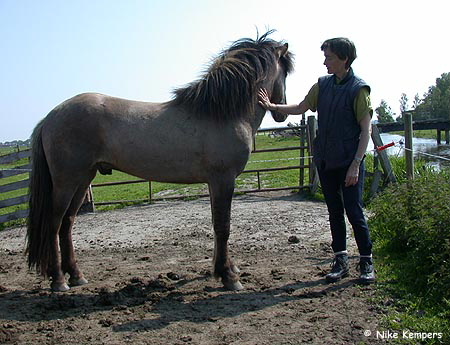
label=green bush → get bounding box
[368,170,450,304]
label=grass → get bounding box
[391,129,440,140]
[372,262,450,345]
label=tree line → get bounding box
[0,139,31,148]
[375,72,450,123]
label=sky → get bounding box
[1,0,449,142]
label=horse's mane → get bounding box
[171,30,294,121]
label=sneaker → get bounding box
[359,258,376,284]
[325,254,349,283]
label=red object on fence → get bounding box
[376,141,395,151]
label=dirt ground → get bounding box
[0,191,386,345]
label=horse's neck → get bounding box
[248,106,267,135]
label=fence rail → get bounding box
[0,149,31,224]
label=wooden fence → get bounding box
[0,149,31,224]
[376,117,450,144]
[3,114,423,226]
[0,120,318,225]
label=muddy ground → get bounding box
[0,191,387,345]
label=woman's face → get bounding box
[323,48,348,77]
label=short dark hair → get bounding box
[321,38,357,69]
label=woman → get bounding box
[258,37,375,284]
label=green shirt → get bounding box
[304,82,373,123]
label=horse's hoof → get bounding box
[69,277,89,287]
[51,282,70,292]
[223,280,244,291]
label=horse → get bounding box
[26,31,294,292]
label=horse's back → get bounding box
[42,92,161,149]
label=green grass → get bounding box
[372,262,450,345]
[391,129,439,140]
[0,146,31,158]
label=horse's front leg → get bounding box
[209,177,243,291]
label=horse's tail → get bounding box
[26,119,53,276]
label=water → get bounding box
[368,133,450,169]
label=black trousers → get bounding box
[318,161,373,256]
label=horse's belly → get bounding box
[110,149,209,183]
[111,144,248,185]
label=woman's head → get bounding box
[321,38,357,69]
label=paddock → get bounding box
[0,191,385,345]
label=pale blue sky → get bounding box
[1,0,449,141]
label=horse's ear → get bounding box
[277,43,289,58]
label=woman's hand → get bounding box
[345,160,360,187]
[258,88,275,110]
[258,88,310,115]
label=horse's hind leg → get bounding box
[59,180,94,288]
[209,176,243,291]
[47,186,78,292]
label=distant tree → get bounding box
[399,93,409,114]
[396,93,410,123]
[412,93,421,109]
[375,99,395,123]
[415,72,450,120]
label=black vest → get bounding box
[313,69,369,171]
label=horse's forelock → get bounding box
[171,32,292,121]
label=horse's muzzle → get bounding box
[271,111,288,122]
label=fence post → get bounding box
[307,115,319,193]
[78,185,95,213]
[149,181,153,203]
[404,112,414,180]
[299,114,306,188]
[371,124,396,183]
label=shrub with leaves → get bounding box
[368,170,450,304]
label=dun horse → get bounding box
[26,31,294,292]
